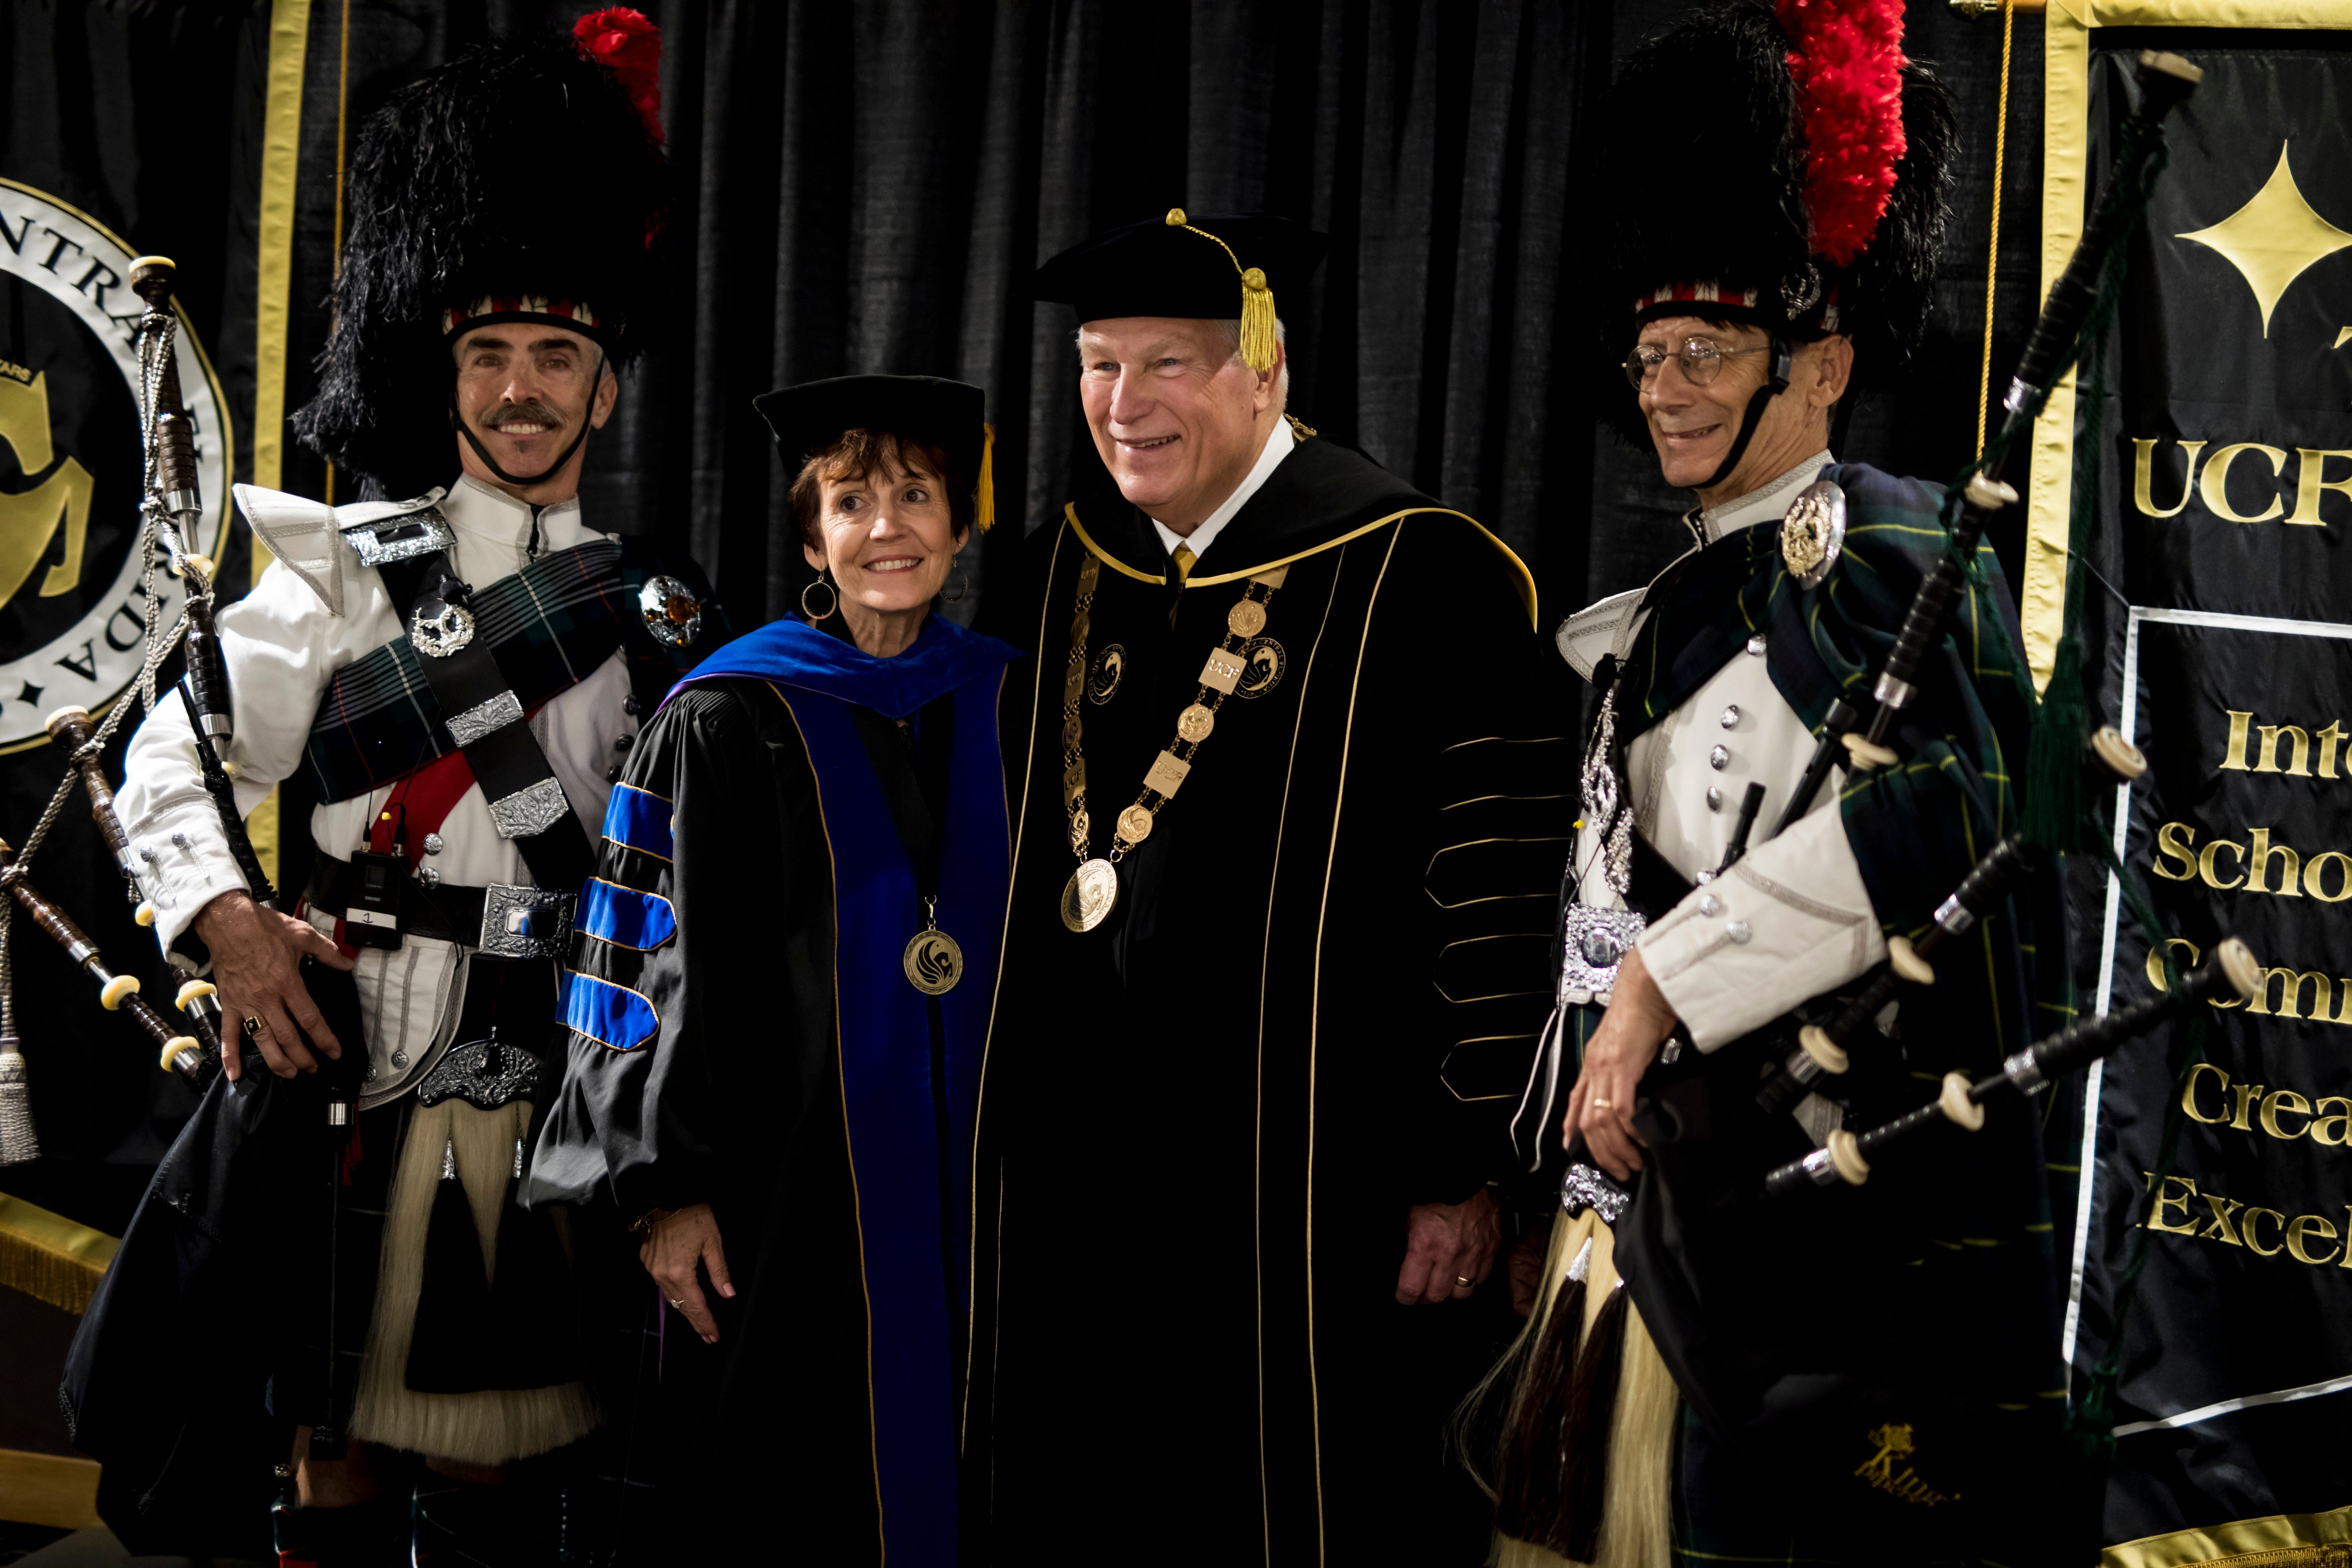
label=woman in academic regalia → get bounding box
[526,375,1017,1562]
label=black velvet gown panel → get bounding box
[971,437,1576,1563]
[529,681,881,1562]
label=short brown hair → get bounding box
[789,428,974,551]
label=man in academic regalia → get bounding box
[1488,6,2073,1566]
[968,211,1575,1561]
[94,15,716,1564]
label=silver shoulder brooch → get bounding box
[1779,479,1847,590]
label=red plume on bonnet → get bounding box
[574,7,664,143]
[1775,0,1907,267]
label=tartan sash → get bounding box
[1616,463,2035,938]
[304,536,682,803]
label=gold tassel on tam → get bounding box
[1163,208,1279,372]
[350,1097,599,1466]
[1483,1211,1676,1568]
[975,423,997,532]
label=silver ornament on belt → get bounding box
[410,600,476,658]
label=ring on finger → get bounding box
[241,1015,267,1039]
[1455,1275,1474,1289]
[1592,1096,1613,1110]
[666,1296,687,1310]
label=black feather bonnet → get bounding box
[291,23,668,495]
[1588,0,1957,444]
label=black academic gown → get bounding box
[969,431,1574,1562]
[529,612,1018,1565]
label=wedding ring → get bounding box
[666,1297,687,1310]
[1592,1097,1613,1110]
[1455,1276,1474,1288]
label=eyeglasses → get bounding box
[1623,337,1769,391]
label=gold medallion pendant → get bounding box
[1060,857,1120,932]
[903,927,964,994]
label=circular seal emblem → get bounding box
[1235,637,1287,700]
[1087,643,1125,704]
[0,181,229,752]
[1060,856,1120,933]
[902,928,964,995]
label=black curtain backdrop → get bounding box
[283,0,2046,640]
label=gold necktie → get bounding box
[1171,543,1197,584]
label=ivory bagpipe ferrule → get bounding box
[1753,727,2146,1117]
[1764,937,2259,1199]
[0,839,202,1084]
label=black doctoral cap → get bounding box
[752,374,996,532]
[1590,0,1957,444]
[291,12,671,496]
[1033,210,1329,372]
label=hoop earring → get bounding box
[801,571,838,622]
[942,564,968,606]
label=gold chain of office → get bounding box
[1058,551,1288,932]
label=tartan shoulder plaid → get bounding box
[1618,462,2031,944]
[304,536,714,803]
[1616,464,2070,1455]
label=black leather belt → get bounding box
[305,857,574,959]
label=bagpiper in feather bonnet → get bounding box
[291,9,669,500]
[1590,0,1958,487]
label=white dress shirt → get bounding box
[117,474,639,1105]
[1147,414,1296,564]
[1556,449,1888,1054]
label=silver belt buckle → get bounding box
[478,884,574,959]
[1560,903,1647,1006]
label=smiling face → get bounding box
[1636,313,1852,504]
[451,324,616,501]
[798,433,969,655]
[1076,316,1282,533]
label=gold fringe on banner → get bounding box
[0,1193,117,1316]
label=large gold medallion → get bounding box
[903,928,964,995]
[1060,857,1121,932]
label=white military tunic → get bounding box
[1557,451,1888,1053]
[117,474,639,1106]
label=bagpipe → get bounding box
[5,258,370,1473]
[1479,46,2230,1567]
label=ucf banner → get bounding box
[2036,2,2352,1561]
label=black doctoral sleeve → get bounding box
[528,684,788,1221]
[1404,543,1579,1205]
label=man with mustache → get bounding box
[968,211,1573,1559]
[112,18,717,1564]
[1490,5,2070,1563]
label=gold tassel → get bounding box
[1165,207,1277,372]
[975,422,997,532]
[1238,267,1277,373]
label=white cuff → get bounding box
[1636,805,1887,1052]
[125,792,259,954]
